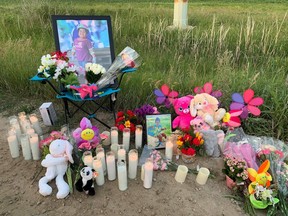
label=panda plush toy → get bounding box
[75,166,97,196]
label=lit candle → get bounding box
[196,167,210,185]
[175,165,188,183]
[93,158,105,186]
[83,151,93,168]
[143,158,153,189]
[165,141,173,161]
[117,145,126,161]
[128,149,138,179]
[7,135,19,158]
[106,151,116,181]
[117,160,128,191]
[135,125,143,149]
[29,114,43,136]
[110,127,118,145]
[122,128,130,152]
[96,147,106,175]
[111,143,118,159]
[20,134,32,160]
[10,120,21,144]
[29,133,40,160]
[141,164,145,181]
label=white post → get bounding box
[173,0,188,29]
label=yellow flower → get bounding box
[124,120,131,128]
[223,112,231,123]
[177,140,183,147]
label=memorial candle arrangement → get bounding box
[9,116,21,142]
[29,133,40,160]
[106,151,116,181]
[165,140,173,161]
[29,113,43,136]
[117,160,128,191]
[83,151,93,168]
[20,134,32,160]
[110,126,118,145]
[143,158,153,189]
[117,144,126,161]
[93,158,105,186]
[128,149,138,179]
[96,147,106,175]
[111,143,118,159]
[135,125,143,149]
[7,133,19,158]
[122,128,130,152]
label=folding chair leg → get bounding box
[110,93,117,122]
[62,98,70,123]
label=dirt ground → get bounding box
[0,106,261,216]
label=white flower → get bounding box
[89,63,106,75]
[56,60,68,70]
[85,63,92,71]
[38,65,45,73]
[41,54,56,67]
[67,64,78,72]
[53,68,62,80]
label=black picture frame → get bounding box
[51,15,115,70]
[146,114,172,149]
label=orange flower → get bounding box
[124,120,131,128]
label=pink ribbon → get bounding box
[70,84,98,99]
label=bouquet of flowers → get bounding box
[115,110,138,133]
[85,63,106,84]
[134,104,159,126]
[39,131,68,159]
[176,128,204,156]
[222,155,249,184]
[249,184,279,209]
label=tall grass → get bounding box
[0,0,287,141]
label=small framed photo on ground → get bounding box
[51,15,115,71]
[146,114,172,149]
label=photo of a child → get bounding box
[146,114,172,149]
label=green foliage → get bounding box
[85,71,102,84]
[61,73,80,87]
[1,0,288,141]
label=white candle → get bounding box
[173,0,188,28]
[128,149,138,179]
[10,120,21,144]
[20,119,30,134]
[93,158,105,186]
[117,160,128,191]
[26,128,35,136]
[7,135,19,158]
[106,151,116,181]
[110,127,118,145]
[196,167,210,185]
[143,158,153,189]
[102,131,111,146]
[165,141,173,161]
[20,134,32,160]
[96,148,106,175]
[111,143,118,159]
[135,125,143,149]
[83,152,93,168]
[175,165,188,183]
[29,133,40,160]
[118,148,126,162]
[122,128,130,152]
[141,164,145,181]
[29,114,43,136]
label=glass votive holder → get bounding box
[122,128,130,152]
[110,126,118,145]
[143,158,154,189]
[128,149,138,179]
[106,151,116,181]
[96,146,106,175]
[82,151,93,168]
[135,125,143,149]
[117,144,126,161]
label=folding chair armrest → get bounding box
[30,73,62,95]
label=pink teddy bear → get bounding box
[172,95,194,130]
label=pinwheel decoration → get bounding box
[222,110,243,128]
[230,89,264,119]
[193,82,223,99]
[153,84,179,108]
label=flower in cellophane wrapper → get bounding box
[95,46,141,91]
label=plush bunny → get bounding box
[190,116,211,133]
[172,95,194,130]
[38,139,74,199]
[190,93,226,127]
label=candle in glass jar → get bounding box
[165,141,173,161]
[117,160,128,191]
[175,165,188,183]
[122,128,130,152]
[29,133,40,160]
[101,131,111,146]
[93,158,105,186]
[196,167,210,185]
[110,127,118,145]
[20,134,32,160]
[111,143,118,159]
[128,149,138,179]
[141,164,145,181]
[96,147,106,175]
[7,135,19,158]
[10,120,21,143]
[83,151,93,168]
[26,128,35,136]
[135,125,143,149]
[143,158,153,189]
[29,114,43,136]
[106,151,116,181]
[117,145,126,161]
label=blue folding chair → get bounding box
[30,67,136,128]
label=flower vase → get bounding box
[181,153,196,164]
[225,175,236,189]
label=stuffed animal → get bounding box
[75,166,97,196]
[190,93,226,127]
[200,129,225,157]
[190,116,211,133]
[172,95,194,130]
[38,139,74,199]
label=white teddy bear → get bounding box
[38,139,74,199]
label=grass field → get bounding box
[0,0,287,141]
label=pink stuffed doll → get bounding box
[190,116,211,133]
[172,95,194,130]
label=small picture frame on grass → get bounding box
[146,114,172,149]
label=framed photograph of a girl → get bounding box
[52,15,115,71]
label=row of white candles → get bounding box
[110,126,143,151]
[7,112,42,160]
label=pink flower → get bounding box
[161,163,167,171]
[100,133,108,140]
[262,149,271,155]
[78,142,91,150]
[275,150,284,158]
